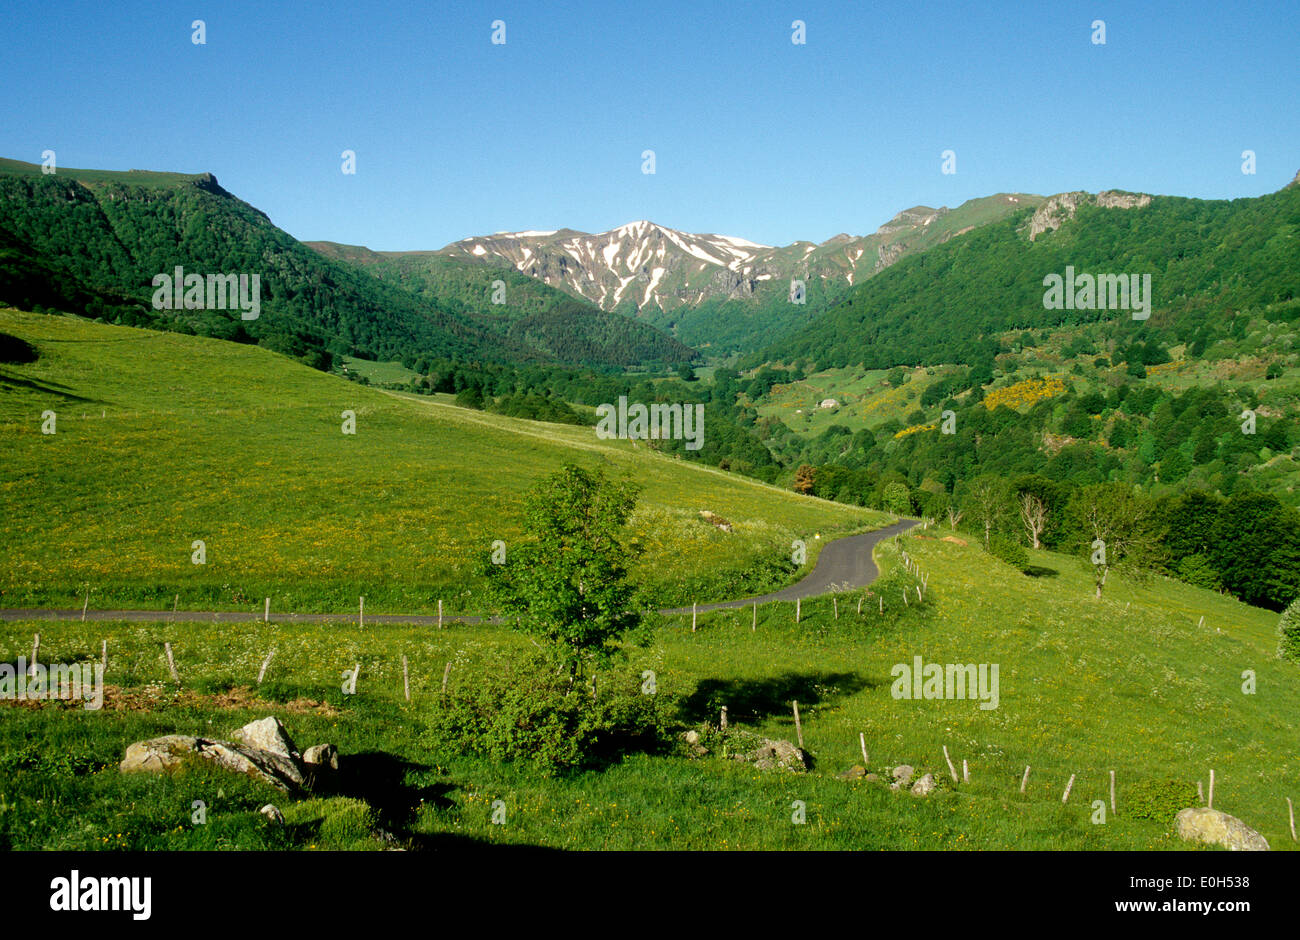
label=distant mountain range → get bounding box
[435,194,1043,315]
[4,152,1296,377]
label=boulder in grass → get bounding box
[837,765,867,781]
[303,743,339,770]
[739,738,807,773]
[120,716,314,794]
[232,716,299,761]
[891,764,915,788]
[1174,808,1269,851]
[911,773,936,796]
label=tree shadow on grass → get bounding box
[318,750,566,852]
[0,367,99,403]
[680,671,878,726]
[1023,565,1059,578]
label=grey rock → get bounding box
[891,764,915,787]
[302,743,339,770]
[739,738,807,773]
[864,773,881,783]
[837,765,867,780]
[1174,808,1269,852]
[259,804,285,824]
[911,773,936,796]
[232,716,299,761]
[120,717,311,793]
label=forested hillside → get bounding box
[308,243,697,368]
[0,159,694,371]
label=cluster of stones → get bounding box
[120,715,338,796]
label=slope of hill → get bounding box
[0,158,692,371]
[1,511,1291,851]
[768,180,1300,372]
[306,242,697,368]
[0,307,875,614]
[432,195,1043,355]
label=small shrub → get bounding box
[987,534,1030,573]
[421,655,674,775]
[1279,598,1300,664]
[1124,779,1198,823]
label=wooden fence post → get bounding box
[402,655,410,702]
[359,596,364,629]
[1208,769,1215,809]
[82,591,89,622]
[833,596,838,620]
[438,599,443,629]
[257,649,275,685]
[692,602,697,633]
[942,744,958,783]
[100,639,107,670]
[441,661,452,693]
[163,642,180,685]
[1061,774,1076,803]
[791,700,804,750]
[1110,770,1116,812]
[859,732,868,766]
[264,597,270,623]
[796,597,801,623]
[962,759,969,783]
[720,705,727,730]
[28,634,38,677]
[752,601,757,632]
[1020,765,1031,793]
[1288,797,1296,842]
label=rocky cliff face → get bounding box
[1025,190,1152,241]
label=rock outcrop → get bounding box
[120,717,336,795]
[1174,808,1269,851]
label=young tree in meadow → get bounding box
[485,464,644,685]
[966,475,1012,548]
[1069,482,1161,599]
[1018,491,1048,550]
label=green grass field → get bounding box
[1,532,1292,850]
[0,309,880,615]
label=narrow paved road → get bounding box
[0,519,918,626]
[659,517,918,614]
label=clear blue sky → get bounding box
[2,1,1296,250]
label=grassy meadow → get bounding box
[0,532,1293,850]
[0,308,881,615]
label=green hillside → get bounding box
[1,498,1291,851]
[769,182,1300,372]
[0,158,693,372]
[0,307,875,614]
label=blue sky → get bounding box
[2,1,1296,250]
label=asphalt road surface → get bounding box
[0,518,919,626]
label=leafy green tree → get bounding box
[1068,482,1161,599]
[882,481,912,516]
[965,475,1013,548]
[485,465,645,684]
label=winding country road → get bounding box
[0,519,918,626]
